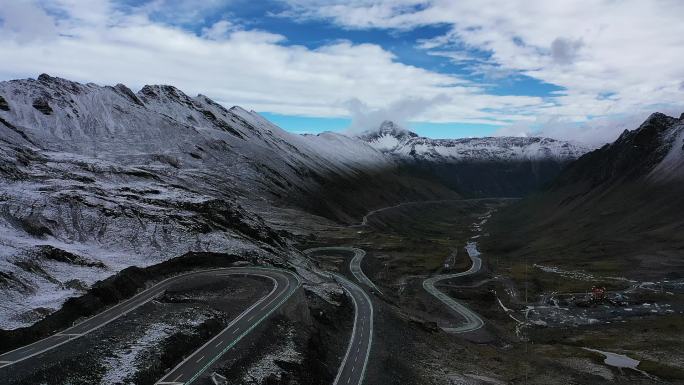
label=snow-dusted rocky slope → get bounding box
[0,74,455,329]
[644,114,684,182]
[488,112,684,279]
[358,120,588,162]
[552,112,684,187]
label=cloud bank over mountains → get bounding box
[0,0,682,145]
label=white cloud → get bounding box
[494,106,684,148]
[47,0,114,25]
[0,0,546,132]
[550,37,583,65]
[0,0,58,42]
[280,0,684,142]
[132,0,229,26]
[3,1,681,144]
[344,94,451,133]
[201,20,235,40]
[470,63,518,81]
[425,50,482,64]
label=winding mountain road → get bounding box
[423,242,486,333]
[306,246,382,295]
[305,247,376,385]
[0,267,301,385]
[356,199,489,334]
[358,198,514,227]
[155,268,300,385]
[3,199,495,383]
[358,199,460,226]
[2,251,374,385]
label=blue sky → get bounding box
[139,0,547,137]
[263,112,501,137]
[1,1,683,145]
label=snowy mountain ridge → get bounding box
[551,111,684,188]
[356,120,418,151]
[358,120,589,162]
[0,74,389,169]
[636,113,684,182]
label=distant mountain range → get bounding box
[357,120,588,197]
[358,120,587,162]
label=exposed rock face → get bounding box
[31,98,53,115]
[111,83,144,106]
[0,94,9,111]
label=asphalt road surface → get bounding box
[305,247,375,385]
[357,198,513,227]
[331,273,374,385]
[423,241,486,333]
[358,199,458,226]
[156,268,300,385]
[3,246,372,385]
[0,267,300,385]
[305,246,382,295]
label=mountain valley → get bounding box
[0,75,682,385]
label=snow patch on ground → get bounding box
[534,264,636,283]
[582,348,653,378]
[242,325,302,383]
[99,310,214,384]
[0,227,257,329]
[100,322,174,385]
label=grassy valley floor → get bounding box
[290,198,684,384]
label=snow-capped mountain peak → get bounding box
[356,120,418,151]
[375,120,415,137]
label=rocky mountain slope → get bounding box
[0,74,454,329]
[358,121,588,197]
[486,112,684,279]
[0,73,592,329]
